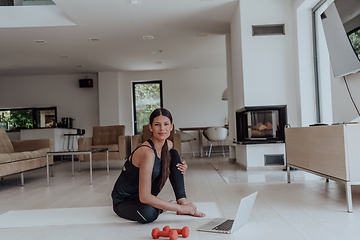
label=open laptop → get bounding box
[197,191,257,234]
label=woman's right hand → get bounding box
[176,161,188,174]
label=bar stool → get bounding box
[63,129,85,150]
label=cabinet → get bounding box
[285,124,360,213]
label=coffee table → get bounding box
[46,148,109,186]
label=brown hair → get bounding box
[149,108,172,189]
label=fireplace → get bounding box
[236,105,287,144]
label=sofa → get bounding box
[131,125,181,153]
[0,128,53,186]
[78,125,131,162]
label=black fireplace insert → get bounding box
[236,105,287,144]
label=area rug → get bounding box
[0,202,222,228]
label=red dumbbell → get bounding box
[162,226,189,238]
[151,228,178,240]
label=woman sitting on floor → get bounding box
[111,108,205,223]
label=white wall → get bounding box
[323,0,360,123]
[230,0,360,168]
[311,0,360,123]
[230,1,245,112]
[99,67,228,154]
[226,34,236,160]
[98,72,120,126]
[245,143,285,168]
[294,0,318,127]
[230,0,334,130]
[118,72,133,129]
[315,1,334,124]
[240,0,298,124]
[331,71,360,122]
[231,0,299,169]
[230,1,244,165]
[0,73,99,137]
[122,68,228,132]
[293,0,360,125]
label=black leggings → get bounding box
[113,149,186,224]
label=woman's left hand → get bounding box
[176,161,188,175]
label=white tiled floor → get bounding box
[0,156,360,239]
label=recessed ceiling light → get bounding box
[143,35,154,40]
[126,0,141,4]
[197,33,208,37]
[88,38,100,42]
[59,55,69,59]
[34,40,47,43]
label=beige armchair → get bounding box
[78,125,131,163]
[131,125,181,153]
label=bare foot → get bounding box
[174,198,206,217]
[176,205,206,218]
[177,210,205,218]
[193,210,206,218]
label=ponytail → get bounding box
[159,141,170,189]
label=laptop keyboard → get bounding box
[212,219,234,232]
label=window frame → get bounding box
[132,80,163,135]
[0,106,57,131]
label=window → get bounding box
[132,81,163,135]
[0,106,57,131]
[348,27,360,60]
[0,0,56,7]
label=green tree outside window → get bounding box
[134,82,162,134]
[349,29,360,59]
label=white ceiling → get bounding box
[0,0,238,77]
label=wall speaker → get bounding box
[79,79,93,88]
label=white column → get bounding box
[226,34,236,160]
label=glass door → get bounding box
[132,80,163,135]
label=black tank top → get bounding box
[111,139,162,204]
